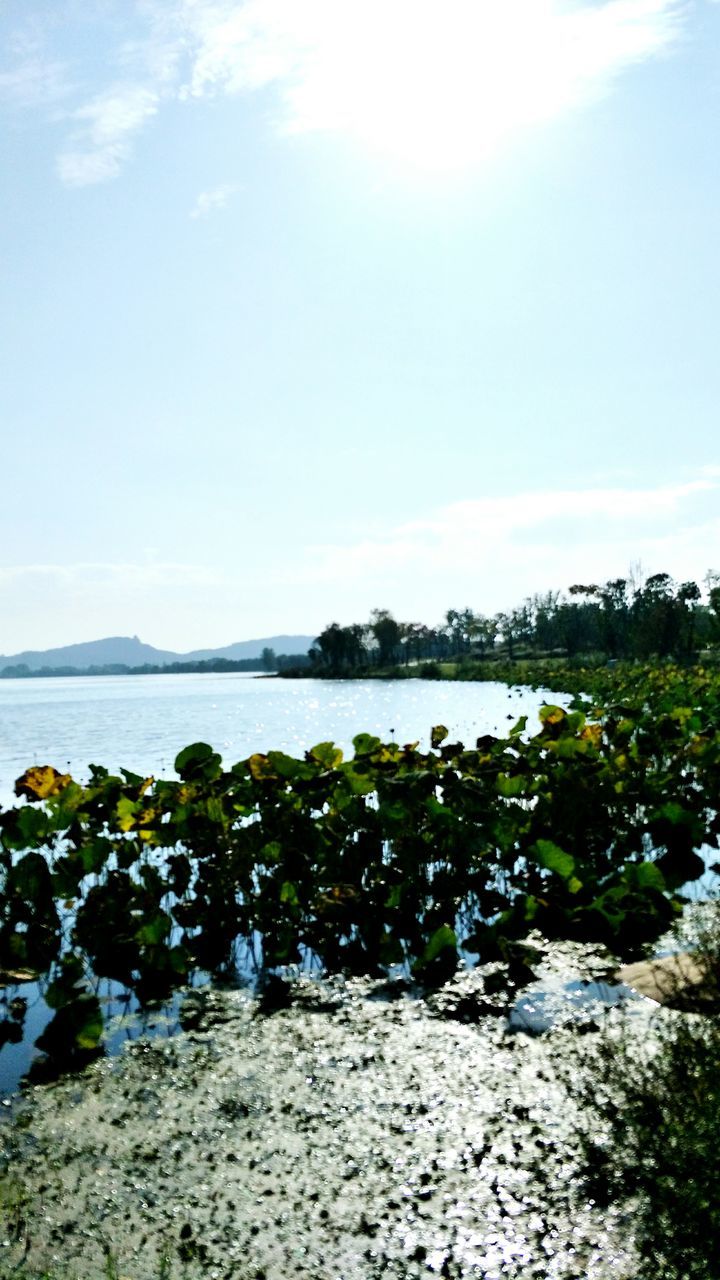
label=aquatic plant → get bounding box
[1,664,718,1069]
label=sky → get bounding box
[1,0,719,653]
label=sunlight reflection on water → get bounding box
[0,672,562,806]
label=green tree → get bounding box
[444,608,479,655]
[369,609,401,666]
[530,591,562,652]
[705,571,720,643]
[313,623,365,673]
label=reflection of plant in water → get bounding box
[0,662,719,1071]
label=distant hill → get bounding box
[182,636,317,663]
[0,634,316,672]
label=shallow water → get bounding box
[0,967,648,1280]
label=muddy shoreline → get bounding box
[0,947,652,1280]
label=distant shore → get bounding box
[0,656,311,680]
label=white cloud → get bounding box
[0,560,223,590]
[285,474,720,617]
[174,0,685,171]
[56,83,159,186]
[3,0,687,183]
[190,181,239,217]
[0,57,72,109]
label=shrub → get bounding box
[568,909,720,1280]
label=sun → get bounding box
[264,0,679,174]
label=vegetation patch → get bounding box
[1,664,719,1072]
[566,988,720,1277]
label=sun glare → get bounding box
[258,0,680,174]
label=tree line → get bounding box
[309,572,720,673]
[0,651,311,680]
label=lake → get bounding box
[0,671,558,809]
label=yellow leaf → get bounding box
[539,705,566,726]
[15,765,73,800]
[116,797,137,831]
[580,724,602,747]
[249,753,277,782]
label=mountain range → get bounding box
[0,635,316,672]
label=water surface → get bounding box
[0,672,556,806]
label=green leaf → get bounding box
[624,861,666,892]
[167,852,192,895]
[44,954,87,1010]
[378,931,404,965]
[534,839,575,880]
[260,841,282,865]
[8,852,53,904]
[554,737,584,759]
[205,796,225,825]
[17,806,49,844]
[379,799,410,823]
[169,945,189,975]
[421,924,457,965]
[539,705,566,727]
[120,768,144,787]
[308,742,343,769]
[51,854,84,899]
[509,715,528,738]
[73,996,104,1050]
[174,742,222,781]
[523,895,540,921]
[36,989,103,1055]
[80,838,113,876]
[352,733,381,756]
[431,725,449,749]
[267,751,312,780]
[136,911,171,947]
[116,797,137,831]
[497,774,526,798]
[566,711,586,733]
[341,766,377,795]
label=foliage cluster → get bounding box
[309,570,720,674]
[1,664,719,1068]
[569,983,720,1279]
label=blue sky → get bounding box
[1,0,719,652]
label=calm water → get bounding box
[0,673,561,1094]
[0,672,557,808]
